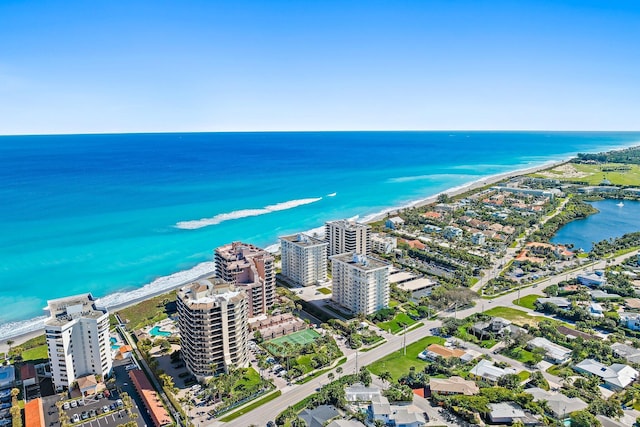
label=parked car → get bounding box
[89,410,97,418]
[116,399,124,408]
[81,411,88,420]
[62,402,70,410]
[70,401,77,408]
[72,414,80,423]
[103,405,110,413]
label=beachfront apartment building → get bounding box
[177,278,249,379]
[280,234,328,287]
[330,253,390,315]
[44,294,112,391]
[325,219,371,257]
[214,241,275,317]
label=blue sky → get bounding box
[0,0,638,134]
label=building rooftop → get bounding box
[329,252,389,271]
[429,376,479,395]
[528,337,571,361]
[524,387,588,417]
[45,293,107,327]
[574,359,639,389]
[24,397,44,427]
[280,233,328,247]
[326,219,370,231]
[128,369,172,426]
[177,278,244,310]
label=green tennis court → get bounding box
[264,328,321,351]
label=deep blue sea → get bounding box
[551,199,640,252]
[1,131,639,338]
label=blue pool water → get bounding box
[149,326,172,337]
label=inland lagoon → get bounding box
[551,199,640,252]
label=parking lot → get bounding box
[42,358,152,427]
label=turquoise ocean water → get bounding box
[1,131,639,338]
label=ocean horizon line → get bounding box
[3,129,640,138]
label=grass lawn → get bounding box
[117,290,177,330]
[517,371,531,382]
[317,287,332,295]
[513,294,542,310]
[483,307,556,327]
[531,162,640,186]
[233,367,263,393]
[368,335,445,381]
[377,312,417,334]
[502,347,536,364]
[455,325,496,349]
[219,390,282,422]
[21,345,48,363]
[547,364,573,377]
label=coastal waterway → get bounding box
[551,198,640,252]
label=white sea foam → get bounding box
[175,197,323,230]
[326,192,337,197]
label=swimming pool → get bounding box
[110,337,121,350]
[149,326,172,337]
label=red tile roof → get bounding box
[25,398,45,427]
[128,370,172,426]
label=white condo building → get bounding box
[45,294,112,391]
[325,219,371,256]
[330,253,390,315]
[177,278,249,379]
[280,234,328,287]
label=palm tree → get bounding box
[336,366,343,379]
[378,371,392,386]
[327,372,335,383]
[5,340,14,355]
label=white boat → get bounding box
[617,201,624,207]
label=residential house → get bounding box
[590,290,621,300]
[577,273,607,287]
[527,337,572,364]
[524,388,588,419]
[488,402,539,425]
[418,344,465,361]
[300,405,341,427]
[595,414,632,427]
[423,224,442,233]
[443,226,463,240]
[589,303,604,317]
[621,313,640,331]
[611,343,640,364]
[326,421,365,427]
[345,383,381,402]
[471,232,486,246]
[469,359,517,384]
[624,298,640,311]
[471,317,522,340]
[385,216,405,230]
[536,297,571,310]
[368,395,425,427]
[428,377,479,396]
[574,359,639,391]
[556,326,601,341]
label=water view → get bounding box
[551,199,640,252]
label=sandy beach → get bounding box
[0,159,566,352]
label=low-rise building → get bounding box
[471,232,486,245]
[590,302,604,317]
[443,226,463,240]
[428,376,479,396]
[385,216,405,230]
[574,359,639,391]
[621,313,640,331]
[536,297,571,310]
[469,359,517,384]
[557,325,601,341]
[345,383,381,402]
[524,388,588,419]
[300,405,341,427]
[471,317,522,339]
[590,290,621,300]
[368,395,425,427]
[577,273,607,287]
[488,402,538,425]
[418,343,465,361]
[371,234,397,254]
[527,337,572,364]
[611,343,640,364]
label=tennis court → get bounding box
[265,328,321,351]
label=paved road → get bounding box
[219,249,639,426]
